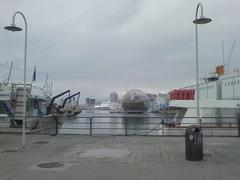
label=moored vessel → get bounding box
[0,82,61,130]
[168,65,240,126]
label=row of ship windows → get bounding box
[200,85,214,91]
[224,80,240,87]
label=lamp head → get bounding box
[193,16,212,25]
[4,24,22,32]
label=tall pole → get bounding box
[195,23,200,127]
[193,3,212,127]
[23,13,27,148]
[12,12,28,147]
[195,4,202,127]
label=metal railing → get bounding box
[1,115,240,137]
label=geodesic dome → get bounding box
[122,89,150,113]
[122,89,149,102]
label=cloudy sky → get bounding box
[0,0,240,101]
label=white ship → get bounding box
[168,65,240,126]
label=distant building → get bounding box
[110,92,118,103]
[86,98,96,107]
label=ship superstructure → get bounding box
[168,65,240,126]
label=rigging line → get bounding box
[0,62,48,75]
[144,120,163,136]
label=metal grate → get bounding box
[2,149,18,153]
[37,162,64,168]
[32,141,49,144]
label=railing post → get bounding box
[162,124,164,136]
[90,117,92,136]
[161,119,165,136]
[238,115,240,137]
[125,118,128,136]
[55,117,58,135]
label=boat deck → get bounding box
[0,134,240,180]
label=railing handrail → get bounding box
[1,114,239,137]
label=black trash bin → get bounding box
[185,125,203,161]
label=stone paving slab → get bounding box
[0,134,239,180]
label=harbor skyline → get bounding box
[0,0,240,99]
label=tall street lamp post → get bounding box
[193,3,212,127]
[4,11,28,148]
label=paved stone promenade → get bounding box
[0,134,239,180]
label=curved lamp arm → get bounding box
[12,11,28,29]
[195,3,204,20]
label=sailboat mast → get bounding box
[6,61,13,84]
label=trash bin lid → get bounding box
[185,125,201,135]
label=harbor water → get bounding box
[58,110,175,136]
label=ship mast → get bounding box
[222,41,225,67]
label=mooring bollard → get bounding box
[90,118,92,136]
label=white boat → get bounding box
[110,103,123,113]
[148,93,169,113]
[95,102,111,110]
[0,82,63,130]
[168,66,240,126]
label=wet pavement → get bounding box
[0,134,240,180]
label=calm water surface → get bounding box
[59,110,175,135]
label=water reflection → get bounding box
[57,110,238,136]
[59,110,167,135]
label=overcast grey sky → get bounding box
[0,0,240,100]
